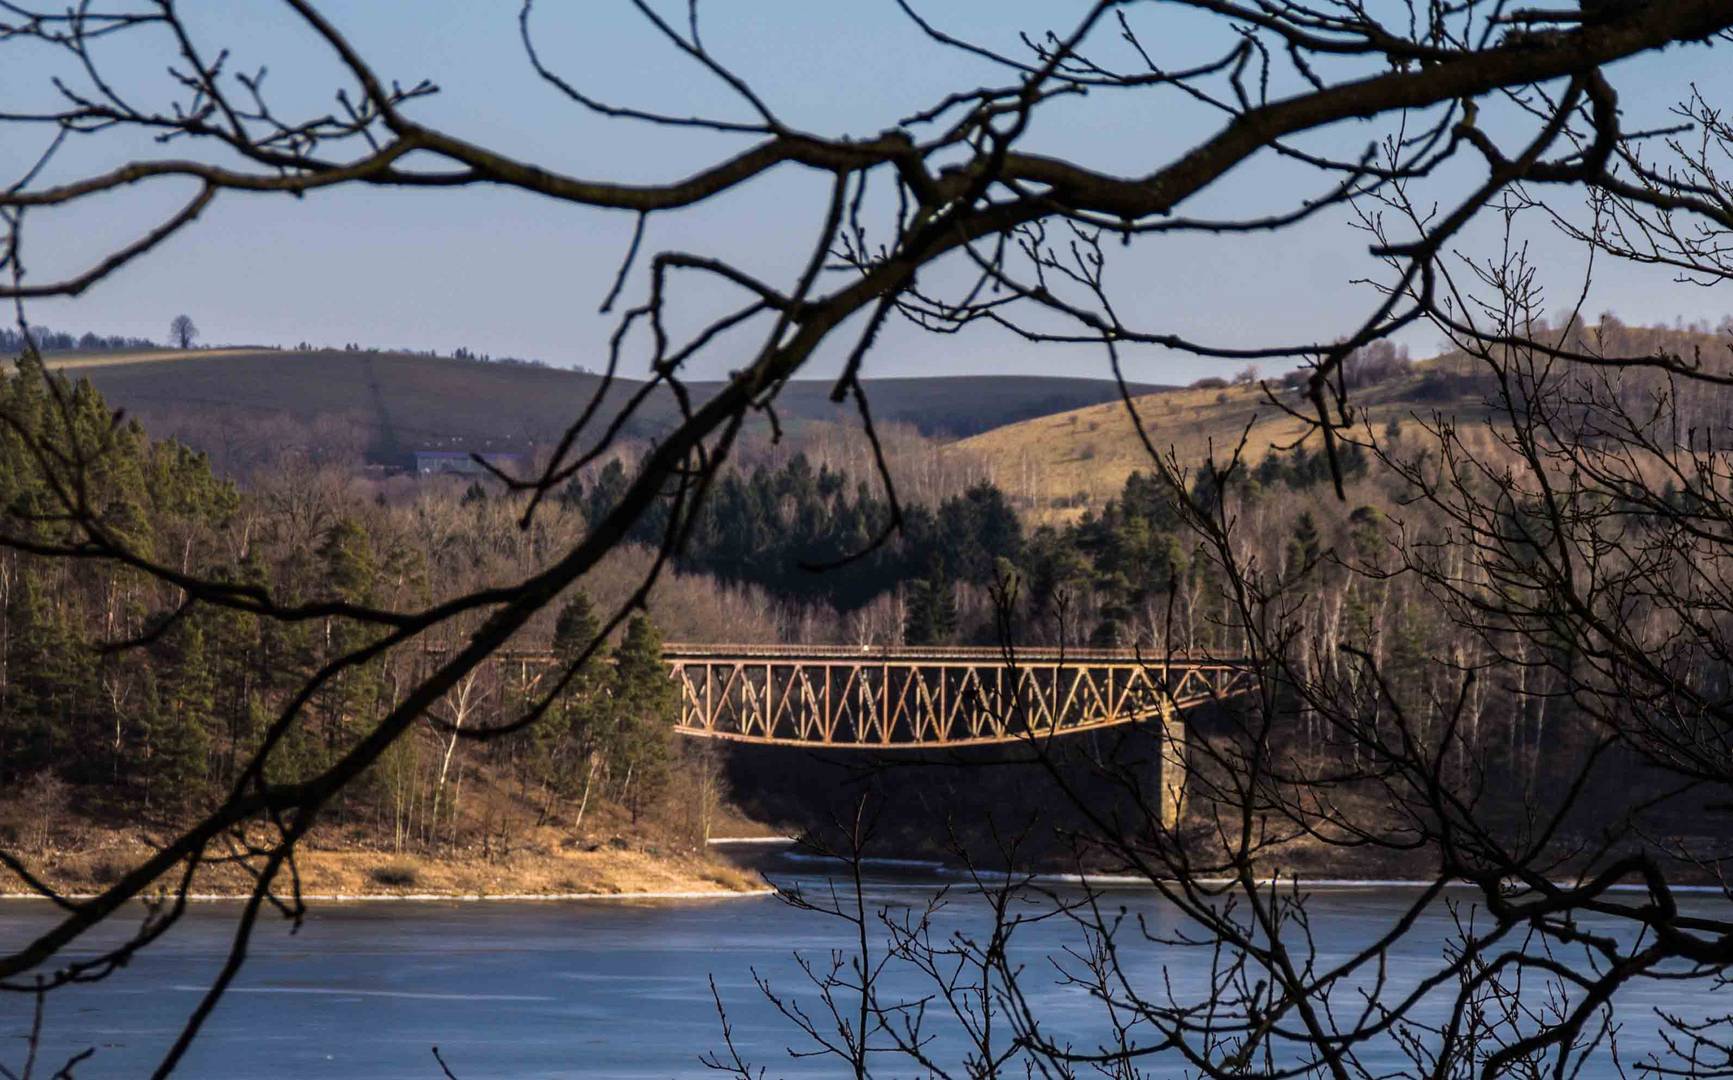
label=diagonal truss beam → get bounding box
[660,646,1249,749]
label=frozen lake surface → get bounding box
[2,854,1727,1078]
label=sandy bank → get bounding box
[0,827,768,902]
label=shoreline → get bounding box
[11,828,1720,901]
[8,862,1724,900]
[746,851,1733,895]
[1046,875,1732,894]
[706,835,798,845]
[0,826,770,903]
[0,886,776,903]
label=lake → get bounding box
[2,852,1727,1078]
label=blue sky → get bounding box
[5,1,1730,383]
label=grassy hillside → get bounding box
[36,348,1163,467]
[957,364,1499,518]
[962,319,1733,519]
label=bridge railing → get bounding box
[661,643,1247,665]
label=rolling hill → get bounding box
[34,347,1166,469]
[957,363,1498,518]
[35,319,1723,503]
[959,319,1733,518]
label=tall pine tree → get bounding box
[608,614,676,823]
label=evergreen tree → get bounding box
[1,568,68,778]
[315,518,383,764]
[585,459,630,524]
[608,614,676,823]
[553,592,601,661]
[529,592,611,797]
[147,624,215,812]
[940,482,1024,584]
[1348,506,1384,566]
[1286,511,1323,577]
[0,369,237,801]
[904,558,958,646]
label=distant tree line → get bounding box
[0,326,156,353]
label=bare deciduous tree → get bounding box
[168,314,197,351]
[1,1,1732,1074]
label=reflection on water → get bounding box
[0,852,1727,1078]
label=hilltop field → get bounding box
[957,360,1501,518]
[33,347,1164,473]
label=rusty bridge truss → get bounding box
[661,645,1250,750]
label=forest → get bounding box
[0,341,1351,847]
[0,334,1697,883]
[0,359,708,860]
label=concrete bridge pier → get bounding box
[1158,697,1186,832]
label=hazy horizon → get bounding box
[6,2,1730,386]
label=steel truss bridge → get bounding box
[460,645,1248,829]
[661,645,1249,750]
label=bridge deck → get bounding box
[661,644,1244,666]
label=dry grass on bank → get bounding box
[0,825,762,899]
[0,769,767,900]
